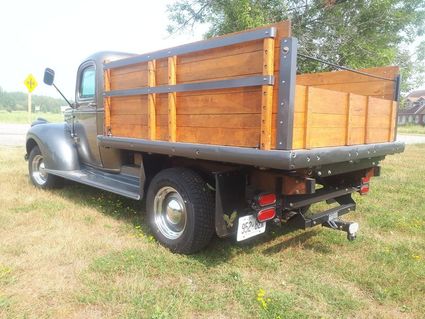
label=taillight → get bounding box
[360,176,370,195]
[257,207,276,222]
[257,193,276,207]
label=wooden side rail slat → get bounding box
[168,56,177,142]
[364,96,371,143]
[389,101,397,141]
[345,93,352,145]
[260,37,275,150]
[148,60,156,140]
[304,87,312,148]
[104,66,112,135]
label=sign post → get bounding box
[24,74,38,123]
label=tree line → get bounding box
[0,86,65,113]
[167,0,425,93]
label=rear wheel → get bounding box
[28,146,63,189]
[146,168,215,254]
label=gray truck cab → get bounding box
[72,52,135,170]
[26,52,134,175]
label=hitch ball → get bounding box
[347,222,359,241]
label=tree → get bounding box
[167,0,425,93]
[0,87,65,113]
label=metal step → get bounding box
[45,166,141,200]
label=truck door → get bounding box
[74,61,102,167]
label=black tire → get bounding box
[146,167,215,254]
[28,146,63,189]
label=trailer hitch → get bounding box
[323,219,359,241]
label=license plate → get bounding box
[236,215,266,241]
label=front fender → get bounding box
[26,122,80,171]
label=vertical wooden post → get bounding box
[104,67,112,135]
[260,37,274,150]
[389,101,397,141]
[148,60,156,140]
[364,96,371,143]
[304,87,312,149]
[345,93,352,146]
[168,56,177,142]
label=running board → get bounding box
[45,166,141,200]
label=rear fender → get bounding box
[26,122,80,171]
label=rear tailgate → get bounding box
[292,66,399,150]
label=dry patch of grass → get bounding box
[0,145,424,318]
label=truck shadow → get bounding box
[56,181,330,266]
[193,225,327,267]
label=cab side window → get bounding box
[80,66,95,99]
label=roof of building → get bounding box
[406,89,425,102]
[399,104,425,115]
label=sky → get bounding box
[0,0,206,99]
[2,0,424,100]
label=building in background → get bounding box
[398,89,425,126]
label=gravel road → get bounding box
[1,123,425,147]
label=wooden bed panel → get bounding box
[110,96,147,115]
[110,62,148,90]
[177,127,260,147]
[296,66,398,100]
[106,20,398,151]
[366,128,392,143]
[291,87,397,149]
[112,124,148,139]
[308,127,347,148]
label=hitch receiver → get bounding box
[323,219,359,241]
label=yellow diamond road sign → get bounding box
[24,74,38,93]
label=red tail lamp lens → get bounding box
[360,176,371,195]
[361,176,371,184]
[257,208,276,222]
[360,184,370,194]
[258,193,276,207]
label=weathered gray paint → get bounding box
[76,52,135,170]
[97,135,404,171]
[276,37,297,150]
[104,75,274,97]
[26,122,80,171]
[104,27,277,69]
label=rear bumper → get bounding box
[98,135,404,171]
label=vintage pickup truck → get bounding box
[26,20,404,253]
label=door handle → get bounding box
[88,102,97,107]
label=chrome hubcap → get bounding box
[154,186,186,239]
[31,154,48,185]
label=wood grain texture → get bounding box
[148,60,156,140]
[345,94,352,145]
[104,68,112,135]
[347,94,367,145]
[260,37,275,150]
[168,56,177,142]
[389,101,397,141]
[296,66,399,100]
[105,20,397,151]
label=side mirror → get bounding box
[43,68,55,85]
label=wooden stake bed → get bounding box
[103,20,399,151]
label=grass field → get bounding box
[0,145,424,319]
[397,124,425,135]
[0,110,63,124]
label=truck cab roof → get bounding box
[83,51,136,66]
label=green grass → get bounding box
[0,110,63,124]
[397,124,425,135]
[0,145,424,318]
